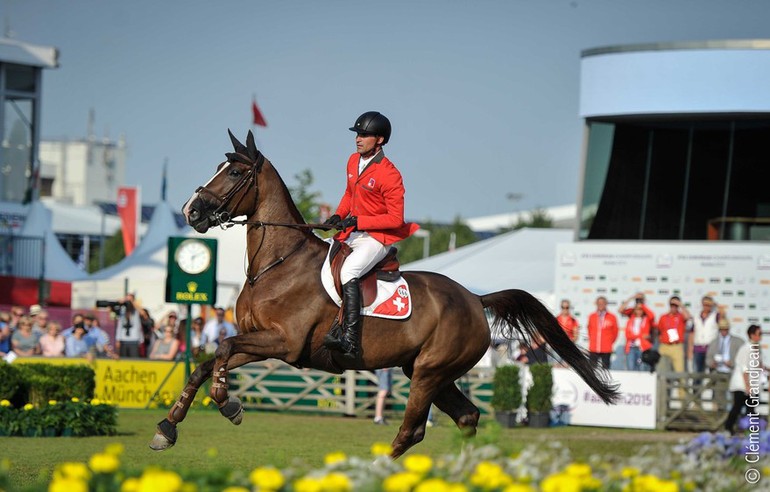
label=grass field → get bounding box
[2,408,696,489]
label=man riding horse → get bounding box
[322,111,419,359]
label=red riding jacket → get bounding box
[586,311,619,353]
[333,151,419,244]
[624,315,654,353]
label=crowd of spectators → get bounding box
[0,298,239,363]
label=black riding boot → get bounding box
[323,279,362,358]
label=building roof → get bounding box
[0,37,58,68]
[464,204,577,234]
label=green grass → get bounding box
[1,408,694,489]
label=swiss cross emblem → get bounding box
[368,178,376,187]
[392,297,405,312]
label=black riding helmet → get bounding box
[349,111,391,144]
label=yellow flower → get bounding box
[164,398,172,406]
[621,467,640,478]
[323,451,347,466]
[682,481,696,492]
[470,462,513,489]
[202,396,212,406]
[540,473,581,492]
[403,454,433,475]
[383,472,422,492]
[564,463,591,478]
[137,469,183,492]
[319,472,352,492]
[23,403,34,411]
[91,398,102,406]
[89,452,120,474]
[502,485,536,492]
[415,478,451,492]
[0,399,11,407]
[371,442,393,457]
[53,462,91,482]
[71,397,80,403]
[249,467,285,491]
[105,443,125,456]
[207,447,219,458]
[447,484,469,492]
[49,477,88,492]
[222,488,250,492]
[48,400,58,406]
[121,477,140,492]
[294,477,323,492]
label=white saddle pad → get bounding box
[320,240,412,320]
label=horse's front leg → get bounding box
[209,330,290,424]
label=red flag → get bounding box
[252,98,268,127]
[117,186,139,255]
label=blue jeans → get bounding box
[626,346,649,372]
[692,350,707,373]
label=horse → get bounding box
[150,130,619,458]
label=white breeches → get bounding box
[340,232,389,284]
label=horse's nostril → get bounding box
[189,209,200,222]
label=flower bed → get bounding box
[1,428,767,492]
[0,398,117,437]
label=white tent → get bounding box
[17,201,88,281]
[402,228,573,308]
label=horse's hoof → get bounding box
[149,431,175,451]
[149,418,177,451]
[219,396,244,425]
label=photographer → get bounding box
[111,293,143,358]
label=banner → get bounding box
[116,186,139,255]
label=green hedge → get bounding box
[0,362,95,406]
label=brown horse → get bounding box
[150,130,619,457]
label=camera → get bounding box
[96,300,126,312]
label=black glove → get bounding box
[337,216,357,230]
[323,214,341,227]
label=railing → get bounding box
[656,371,732,431]
[0,233,45,278]
[230,361,494,419]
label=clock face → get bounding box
[175,239,212,274]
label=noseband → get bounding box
[195,152,265,228]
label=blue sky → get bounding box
[8,0,770,222]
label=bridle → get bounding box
[193,151,333,285]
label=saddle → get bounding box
[329,240,401,307]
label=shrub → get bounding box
[0,398,117,437]
[526,363,553,413]
[0,363,25,404]
[15,363,95,405]
[490,364,522,412]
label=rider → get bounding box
[323,111,419,359]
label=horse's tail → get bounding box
[481,289,620,405]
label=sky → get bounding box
[7,0,770,223]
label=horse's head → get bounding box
[182,130,264,233]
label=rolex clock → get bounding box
[175,239,212,274]
[166,237,217,304]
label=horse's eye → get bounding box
[228,167,243,178]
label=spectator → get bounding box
[725,325,762,434]
[706,318,744,374]
[623,303,653,371]
[11,316,39,356]
[202,307,237,346]
[39,321,65,357]
[586,296,619,369]
[65,323,91,358]
[8,305,24,332]
[656,296,691,372]
[85,316,116,358]
[190,317,205,357]
[0,311,11,357]
[149,325,180,360]
[619,292,656,326]
[30,308,49,337]
[114,293,144,358]
[374,368,393,425]
[556,299,579,342]
[62,312,85,338]
[690,296,721,373]
[517,334,549,365]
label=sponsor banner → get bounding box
[555,242,770,363]
[17,357,186,408]
[552,367,657,429]
[116,186,139,255]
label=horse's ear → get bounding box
[228,129,248,154]
[245,130,258,161]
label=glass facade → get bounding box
[579,117,770,241]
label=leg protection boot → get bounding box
[336,279,362,358]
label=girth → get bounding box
[329,240,401,307]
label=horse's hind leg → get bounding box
[431,383,480,437]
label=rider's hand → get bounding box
[323,214,341,227]
[337,216,357,230]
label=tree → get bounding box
[88,229,125,272]
[499,208,554,233]
[288,169,323,223]
[395,217,479,264]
